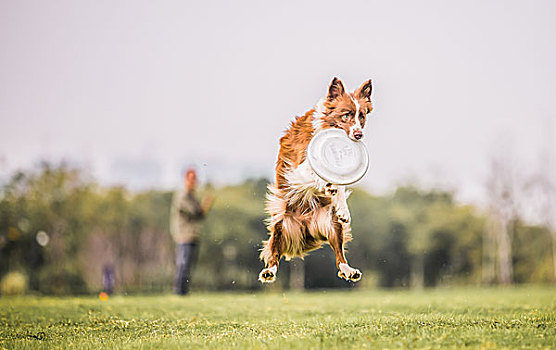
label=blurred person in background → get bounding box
[170,168,214,295]
[102,264,115,295]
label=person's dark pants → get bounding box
[174,243,198,295]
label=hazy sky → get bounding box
[1,0,555,203]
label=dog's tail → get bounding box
[264,184,286,231]
[261,184,327,263]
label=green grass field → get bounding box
[1,287,555,349]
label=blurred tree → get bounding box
[375,221,411,287]
[512,222,553,283]
[486,154,522,285]
[0,163,551,294]
[0,163,93,294]
[527,141,556,282]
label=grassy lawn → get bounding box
[0,286,555,349]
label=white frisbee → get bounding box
[307,128,369,185]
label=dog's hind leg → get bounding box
[259,221,284,283]
[329,218,361,282]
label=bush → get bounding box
[0,272,28,296]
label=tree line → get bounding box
[0,162,554,294]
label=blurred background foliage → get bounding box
[0,163,553,295]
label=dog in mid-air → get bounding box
[259,77,373,283]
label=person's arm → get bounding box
[179,195,205,221]
[179,207,204,220]
[200,194,215,214]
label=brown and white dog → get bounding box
[259,77,373,283]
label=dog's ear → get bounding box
[356,79,372,102]
[327,77,345,101]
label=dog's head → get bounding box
[320,77,373,141]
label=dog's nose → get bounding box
[353,130,363,140]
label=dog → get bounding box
[259,77,373,283]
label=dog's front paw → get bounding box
[336,205,351,224]
[324,183,338,196]
[337,263,362,282]
[258,266,277,283]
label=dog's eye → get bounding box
[359,113,365,121]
